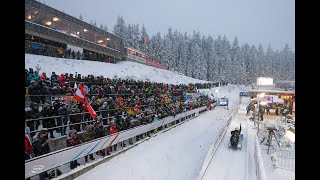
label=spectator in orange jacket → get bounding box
[58,47,64,58]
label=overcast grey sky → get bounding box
[44,0,294,51]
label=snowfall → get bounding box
[25,54,295,180]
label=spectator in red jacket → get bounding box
[66,130,82,169]
[106,121,118,154]
[40,72,49,81]
[58,74,67,87]
[25,134,33,160]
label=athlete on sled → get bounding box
[228,123,243,149]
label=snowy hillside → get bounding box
[25,54,211,85]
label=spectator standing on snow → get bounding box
[66,130,82,169]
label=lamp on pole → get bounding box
[257,93,265,118]
[215,89,219,101]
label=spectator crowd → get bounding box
[25,69,217,158]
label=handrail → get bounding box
[25,106,207,178]
[197,105,239,180]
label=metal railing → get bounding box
[25,100,209,135]
[25,20,123,59]
[269,148,295,171]
[25,106,208,179]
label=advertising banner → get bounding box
[218,98,229,106]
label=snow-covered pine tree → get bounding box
[282,44,294,80]
[132,24,140,49]
[113,16,126,39]
[265,44,274,78]
[241,43,252,84]
[231,36,242,84]
[190,31,206,79]
[180,32,190,76]
[162,27,175,68]
[214,35,224,82]
[139,25,149,53]
[149,32,164,61]
[126,24,134,47]
[250,45,258,83]
[256,44,265,77]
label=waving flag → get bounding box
[125,105,141,115]
[73,83,85,103]
[85,98,97,119]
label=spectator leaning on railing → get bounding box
[66,130,82,169]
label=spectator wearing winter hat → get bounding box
[32,128,52,179]
[41,103,56,138]
[66,130,82,169]
[94,116,107,156]
[25,102,41,137]
[106,120,118,154]
[28,80,41,104]
[33,71,40,82]
[58,73,67,87]
[81,125,95,162]
[50,72,59,85]
[153,114,159,134]
[69,105,82,132]
[32,128,51,157]
[40,72,49,81]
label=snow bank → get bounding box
[25,54,211,85]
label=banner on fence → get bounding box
[51,95,79,105]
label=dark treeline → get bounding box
[111,16,294,84]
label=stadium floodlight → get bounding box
[53,17,59,21]
[260,101,267,106]
[84,29,88,32]
[285,130,295,143]
[45,21,52,26]
[258,93,265,99]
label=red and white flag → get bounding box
[86,98,97,119]
[73,83,85,103]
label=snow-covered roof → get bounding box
[250,89,295,94]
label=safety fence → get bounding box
[268,147,295,171]
[25,106,207,179]
[197,105,239,180]
[253,134,268,180]
[25,99,210,136]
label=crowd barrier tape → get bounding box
[25,106,206,178]
[197,106,239,180]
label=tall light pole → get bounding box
[257,93,265,119]
[215,89,219,101]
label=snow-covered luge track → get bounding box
[201,111,249,180]
[74,107,231,180]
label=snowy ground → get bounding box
[25,54,210,85]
